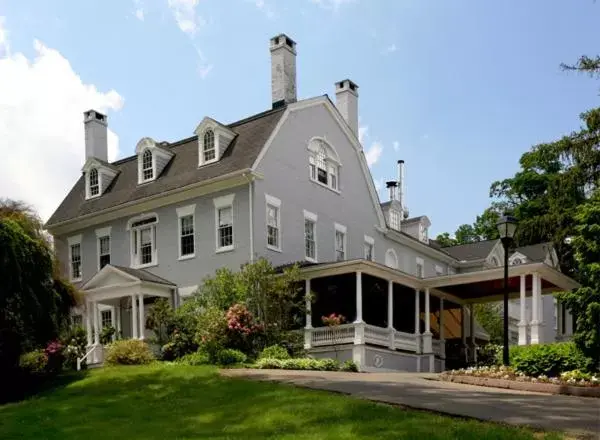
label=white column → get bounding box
[304,279,312,350]
[115,305,122,338]
[530,272,541,344]
[354,271,363,323]
[414,289,421,354]
[518,274,528,345]
[138,294,145,340]
[93,301,100,345]
[131,294,138,339]
[469,303,477,363]
[387,281,394,329]
[422,288,432,353]
[86,301,93,346]
[439,298,445,359]
[461,305,468,363]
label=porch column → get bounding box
[422,288,432,353]
[518,274,528,345]
[304,279,312,350]
[131,294,138,339]
[414,289,421,354]
[469,303,477,363]
[115,305,122,338]
[92,301,100,345]
[530,272,542,344]
[387,280,395,349]
[439,298,445,359]
[86,301,93,346]
[461,305,468,363]
[138,294,145,340]
[354,271,363,323]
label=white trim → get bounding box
[177,204,196,260]
[265,194,281,207]
[68,235,83,282]
[95,226,112,237]
[385,248,398,269]
[214,193,235,252]
[176,204,196,218]
[334,222,347,261]
[67,234,82,245]
[334,222,347,234]
[364,235,374,261]
[126,212,160,230]
[304,210,318,263]
[128,213,159,268]
[364,235,374,245]
[213,193,235,209]
[195,117,237,167]
[265,194,282,252]
[303,209,318,222]
[416,257,425,278]
[435,265,444,276]
[97,234,111,271]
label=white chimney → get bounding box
[335,79,359,137]
[84,109,108,162]
[270,34,297,109]
[397,160,405,214]
[386,181,397,202]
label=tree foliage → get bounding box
[436,208,500,246]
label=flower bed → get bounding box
[254,357,359,372]
[440,366,600,397]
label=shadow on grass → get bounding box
[0,370,89,405]
[0,365,564,440]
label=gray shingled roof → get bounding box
[515,243,552,262]
[441,239,499,261]
[112,265,176,286]
[46,107,286,227]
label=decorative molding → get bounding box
[176,204,196,218]
[95,226,112,237]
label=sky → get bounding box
[0,0,598,236]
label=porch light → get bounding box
[496,213,518,366]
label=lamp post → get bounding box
[496,214,518,366]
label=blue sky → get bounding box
[0,0,598,234]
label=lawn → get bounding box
[0,364,563,440]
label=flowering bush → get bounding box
[44,340,64,374]
[321,313,346,327]
[161,329,197,361]
[19,350,48,375]
[61,326,88,370]
[176,350,210,366]
[444,365,600,387]
[225,304,265,355]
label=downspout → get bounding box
[243,173,255,263]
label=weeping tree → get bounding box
[0,199,79,376]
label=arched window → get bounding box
[203,130,215,162]
[385,249,398,269]
[511,257,523,265]
[142,149,153,181]
[89,168,99,196]
[308,138,340,191]
[490,256,499,266]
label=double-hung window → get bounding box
[416,257,425,278]
[203,130,216,162]
[389,209,400,230]
[177,205,196,259]
[101,310,112,328]
[68,235,82,281]
[266,195,281,251]
[364,235,374,261]
[89,168,99,197]
[130,215,158,267]
[99,236,111,268]
[304,210,317,262]
[214,194,235,252]
[141,149,153,181]
[308,139,341,192]
[334,223,347,262]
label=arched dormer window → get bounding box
[141,149,153,182]
[203,130,216,162]
[89,168,99,197]
[385,249,398,269]
[308,138,340,192]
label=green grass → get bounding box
[0,364,563,440]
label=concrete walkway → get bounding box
[222,369,600,438]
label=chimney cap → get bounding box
[386,181,398,188]
[84,109,107,125]
[398,159,404,164]
[335,79,359,93]
[270,33,296,51]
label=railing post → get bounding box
[304,328,312,350]
[354,322,365,345]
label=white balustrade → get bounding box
[394,330,418,352]
[311,324,355,346]
[364,324,390,347]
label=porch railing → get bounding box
[311,323,356,346]
[77,344,103,371]
[394,330,418,352]
[364,324,390,346]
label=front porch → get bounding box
[297,259,579,372]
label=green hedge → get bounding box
[255,357,359,372]
[215,349,247,365]
[510,342,589,377]
[176,351,210,366]
[105,340,155,366]
[19,350,48,375]
[259,345,290,360]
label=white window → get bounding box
[99,236,110,269]
[89,168,99,197]
[308,138,341,192]
[511,257,523,265]
[304,210,317,262]
[389,209,400,230]
[203,130,216,162]
[129,215,158,268]
[265,195,281,251]
[141,149,153,182]
[416,257,425,278]
[214,194,235,252]
[334,223,347,262]
[177,205,196,259]
[101,310,112,328]
[420,224,429,242]
[72,314,83,328]
[435,265,444,276]
[68,235,82,281]
[364,235,374,261]
[490,256,499,266]
[385,249,398,269]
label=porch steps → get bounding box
[87,362,104,370]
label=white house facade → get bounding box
[45,34,578,372]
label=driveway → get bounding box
[221,369,600,438]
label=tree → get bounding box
[146,298,175,345]
[436,208,500,247]
[473,303,503,344]
[435,232,457,247]
[0,199,78,378]
[556,190,600,370]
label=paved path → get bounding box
[222,369,600,438]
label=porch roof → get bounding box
[295,259,579,305]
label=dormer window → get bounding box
[389,209,400,230]
[89,168,99,197]
[141,149,153,181]
[308,138,340,192]
[203,130,216,162]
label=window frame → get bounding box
[265,194,282,252]
[416,257,425,278]
[304,210,318,263]
[89,168,100,197]
[435,265,444,276]
[389,209,400,230]
[203,129,217,164]
[176,204,196,260]
[128,214,159,269]
[68,235,82,282]
[364,235,374,261]
[308,138,341,193]
[334,223,347,262]
[140,149,154,183]
[213,194,235,253]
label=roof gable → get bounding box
[442,239,500,261]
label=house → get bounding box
[45,34,578,372]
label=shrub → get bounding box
[259,345,290,360]
[340,360,359,372]
[476,344,502,367]
[215,348,247,365]
[176,351,210,366]
[161,329,197,361]
[510,342,589,377]
[318,359,340,371]
[44,340,64,374]
[104,340,155,366]
[195,306,228,362]
[255,358,285,369]
[61,326,88,370]
[19,350,48,375]
[100,326,116,345]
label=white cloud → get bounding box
[393,140,399,152]
[310,0,355,11]
[382,43,397,55]
[358,125,368,144]
[0,25,124,222]
[133,0,145,21]
[167,0,205,36]
[0,17,9,57]
[365,141,383,167]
